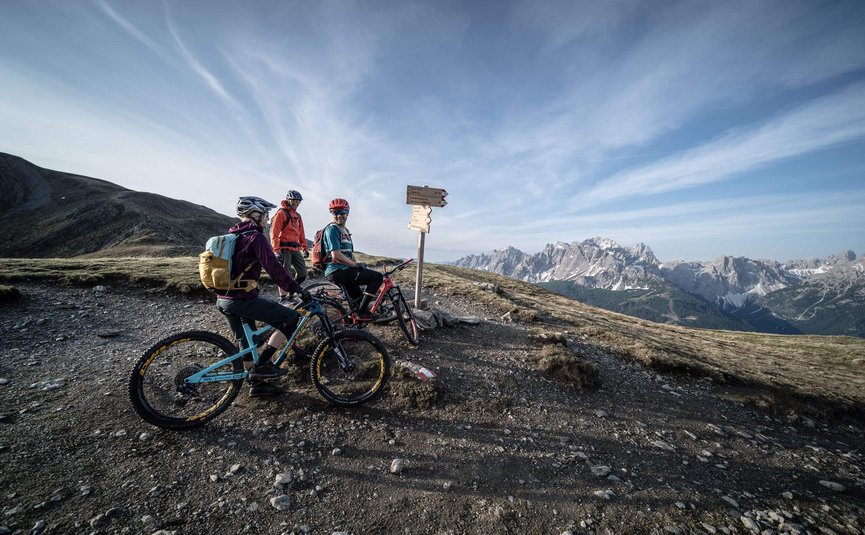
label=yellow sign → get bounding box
[409,204,431,233]
[406,185,448,207]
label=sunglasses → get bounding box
[331,209,350,216]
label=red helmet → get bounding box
[329,198,350,212]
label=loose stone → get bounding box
[652,440,676,451]
[740,516,760,532]
[590,465,611,477]
[722,496,739,508]
[269,494,292,511]
[819,480,845,492]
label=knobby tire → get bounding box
[129,331,243,429]
[392,288,420,346]
[310,329,390,406]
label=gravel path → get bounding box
[1,282,863,535]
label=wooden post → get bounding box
[415,231,425,308]
[406,184,446,309]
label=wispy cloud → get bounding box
[581,82,865,205]
[2,0,864,262]
[93,0,166,59]
[163,7,239,109]
[436,189,865,260]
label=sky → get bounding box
[2,0,865,263]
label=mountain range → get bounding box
[3,152,862,337]
[0,153,235,257]
[455,238,865,337]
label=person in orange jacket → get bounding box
[270,189,309,302]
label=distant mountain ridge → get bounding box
[456,238,664,290]
[455,238,865,337]
[0,153,236,257]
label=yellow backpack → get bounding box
[198,231,258,292]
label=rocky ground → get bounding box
[1,281,864,535]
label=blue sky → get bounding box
[2,0,864,263]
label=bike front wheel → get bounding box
[391,289,420,346]
[310,329,390,406]
[129,331,243,429]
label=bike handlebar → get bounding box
[384,258,414,277]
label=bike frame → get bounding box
[353,259,412,320]
[368,275,396,315]
[182,300,328,385]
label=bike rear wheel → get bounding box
[391,289,420,346]
[310,329,390,406]
[129,331,243,429]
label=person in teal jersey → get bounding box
[322,198,383,321]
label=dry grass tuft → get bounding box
[387,366,440,409]
[534,344,600,391]
[529,330,569,346]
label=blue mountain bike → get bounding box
[128,297,390,429]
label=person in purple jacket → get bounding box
[216,196,311,398]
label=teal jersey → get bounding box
[323,224,354,277]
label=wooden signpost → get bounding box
[406,185,448,207]
[406,185,447,307]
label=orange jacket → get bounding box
[270,200,308,252]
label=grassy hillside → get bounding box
[426,265,865,415]
[759,278,865,336]
[2,256,864,416]
[0,153,235,257]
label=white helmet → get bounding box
[236,196,277,217]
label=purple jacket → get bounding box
[215,220,303,299]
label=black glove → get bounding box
[299,289,312,302]
[275,252,284,264]
[355,262,366,270]
[302,250,309,259]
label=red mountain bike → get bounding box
[304,259,420,346]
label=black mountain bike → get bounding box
[304,259,420,346]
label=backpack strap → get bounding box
[229,263,256,291]
[228,230,260,292]
[278,207,292,234]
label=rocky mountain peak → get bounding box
[455,239,862,319]
[456,237,664,290]
[583,236,621,250]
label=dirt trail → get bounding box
[1,282,863,535]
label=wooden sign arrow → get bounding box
[406,185,448,208]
